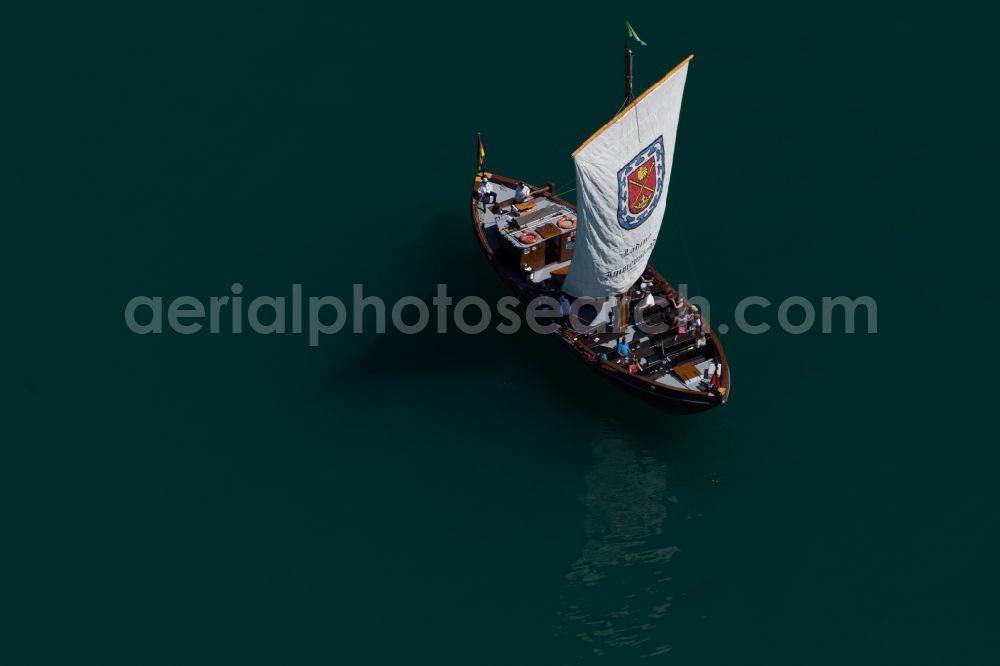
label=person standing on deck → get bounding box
[514,181,531,204]
[705,359,722,388]
[559,294,571,321]
[607,295,619,333]
[478,175,497,210]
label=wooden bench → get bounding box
[649,328,700,352]
[634,305,674,330]
[632,344,659,362]
[667,348,707,369]
[634,330,703,371]
[509,205,562,230]
[632,345,665,373]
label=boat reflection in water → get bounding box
[557,436,680,659]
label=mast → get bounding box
[617,46,635,332]
[624,47,634,104]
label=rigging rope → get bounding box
[552,176,576,195]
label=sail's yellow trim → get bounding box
[571,55,694,158]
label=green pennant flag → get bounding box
[625,20,647,46]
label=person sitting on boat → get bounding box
[616,338,630,361]
[671,310,693,341]
[636,291,656,327]
[696,334,707,348]
[669,291,684,311]
[639,273,654,291]
[514,181,531,204]
[478,175,497,210]
[689,305,702,330]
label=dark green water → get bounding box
[3,1,998,663]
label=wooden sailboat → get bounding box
[470,50,730,413]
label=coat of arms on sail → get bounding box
[616,136,665,230]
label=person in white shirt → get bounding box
[635,291,657,333]
[478,175,497,210]
[514,181,531,203]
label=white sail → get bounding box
[563,57,691,298]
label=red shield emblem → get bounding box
[626,158,658,215]
[616,136,665,229]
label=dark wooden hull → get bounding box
[471,174,730,414]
